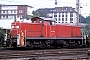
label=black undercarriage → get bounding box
[10,37,89,49]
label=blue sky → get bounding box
[0,0,90,17]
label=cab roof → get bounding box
[31,17,56,22]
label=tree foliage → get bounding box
[79,15,86,23]
[83,16,90,35]
[32,11,40,17]
[22,15,33,20]
[0,28,4,47]
[32,9,48,17]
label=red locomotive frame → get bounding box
[10,17,88,48]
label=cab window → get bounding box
[50,21,55,25]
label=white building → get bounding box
[0,5,33,19]
[39,7,77,25]
[49,7,76,25]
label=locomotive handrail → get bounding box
[20,31,25,47]
[25,29,26,37]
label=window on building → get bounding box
[70,18,73,23]
[6,15,8,18]
[59,18,60,21]
[66,15,67,17]
[59,15,60,17]
[13,15,16,18]
[65,22,67,23]
[70,18,73,21]
[70,21,73,23]
[54,15,57,17]
[59,13,60,17]
[62,18,64,21]
[62,15,64,17]
[3,15,5,18]
[59,22,60,23]
[3,10,5,13]
[14,10,16,13]
[19,10,23,13]
[62,12,64,17]
[70,12,73,17]
[66,12,68,17]
[62,21,64,23]
[65,18,67,21]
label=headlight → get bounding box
[11,26,14,28]
[16,26,19,28]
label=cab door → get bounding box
[43,21,50,38]
[50,26,56,38]
[43,21,56,38]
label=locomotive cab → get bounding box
[42,18,56,38]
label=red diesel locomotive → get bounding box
[10,17,88,48]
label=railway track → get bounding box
[0,48,89,60]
